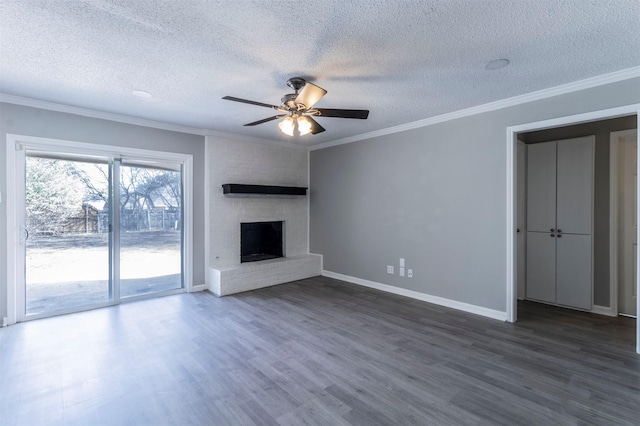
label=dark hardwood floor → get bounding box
[1,276,638,425]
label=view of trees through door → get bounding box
[119,164,182,297]
[25,154,183,316]
[25,156,111,314]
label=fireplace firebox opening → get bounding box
[241,221,284,263]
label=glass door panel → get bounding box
[25,155,111,315]
[118,164,183,297]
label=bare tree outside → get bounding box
[26,157,85,235]
[26,158,181,235]
[70,162,110,204]
[119,166,181,231]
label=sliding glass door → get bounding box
[20,149,184,319]
[119,163,183,298]
[25,155,112,315]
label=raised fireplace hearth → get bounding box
[209,253,322,296]
[241,221,284,263]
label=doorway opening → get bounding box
[611,129,637,318]
[506,105,640,354]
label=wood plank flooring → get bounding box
[0,276,638,425]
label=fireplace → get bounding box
[241,221,284,263]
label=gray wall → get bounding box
[0,103,206,321]
[310,77,640,313]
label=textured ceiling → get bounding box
[1,0,639,146]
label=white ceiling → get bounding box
[1,0,639,146]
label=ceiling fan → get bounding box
[222,77,369,136]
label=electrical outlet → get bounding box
[387,265,394,274]
[399,267,405,277]
[407,269,413,278]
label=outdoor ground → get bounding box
[26,230,181,314]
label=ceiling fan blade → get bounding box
[222,96,280,109]
[307,116,326,134]
[315,108,369,119]
[243,115,285,126]
[294,82,327,109]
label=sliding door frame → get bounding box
[5,134,193,324]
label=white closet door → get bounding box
[556,234,592,310]
[556,136,594,235]
[526,142,557,233]
[526,231,556,303]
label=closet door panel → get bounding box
[526,142,557,233]
[526,231,556,304]
[556,136,594,235]
[556,234,592,310]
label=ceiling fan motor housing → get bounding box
[281,93,299,110]
[286,77,306,93]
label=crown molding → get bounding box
[0,93,309,150]
[310,66,640,151]
[0,93,213,136]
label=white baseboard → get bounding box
[322,270,507,321]
[591,305,617,317]
[189,284,207,293]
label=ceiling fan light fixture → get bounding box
[223,76,369,137]
[297,116,312,136]
[278,116,295,136]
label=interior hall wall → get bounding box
[310,77,640,313]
